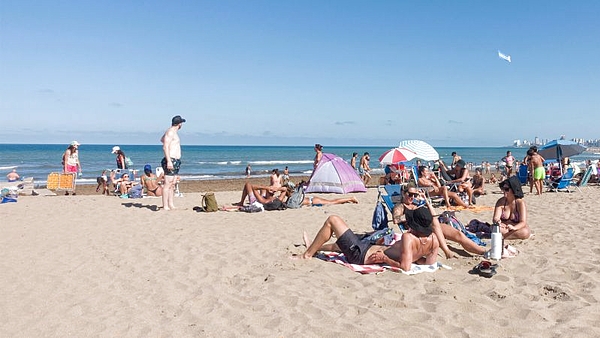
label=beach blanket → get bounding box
[447,205,493,213]
[316,252,451,275]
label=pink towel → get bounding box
[317,252,449,275]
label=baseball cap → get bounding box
[172,115,186,125]
[70,141,80,146]
[144,164,152,172]
[111,146,120,154]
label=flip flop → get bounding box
[474,260,497,278]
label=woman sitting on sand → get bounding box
[493,176,531,240]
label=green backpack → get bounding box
[202,192,219,212]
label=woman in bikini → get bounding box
[141,164,163,197]
[493,176,531,240]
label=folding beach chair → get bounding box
[377,184,406,232]
[571,165,593,193]
[517,164,529,185]
[411,166,444,206]
[545,168,574,193]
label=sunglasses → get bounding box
[123,175,129,178]
[407,192,419,198]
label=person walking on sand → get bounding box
[160,115,185,211]
[359,152,371,185]
[112,146,128,169]
[62,141,82,195]
[350,152,358,172]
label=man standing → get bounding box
[161,115,185,211]
[359,152,371,185]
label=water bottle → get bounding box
[490,222,502,260]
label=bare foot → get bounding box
[350,197,359,204]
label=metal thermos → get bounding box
[490,223,502,260]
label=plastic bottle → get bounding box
[490,222,502,260]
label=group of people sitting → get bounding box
[96,164,167,198]
[298,175,531,270]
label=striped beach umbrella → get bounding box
[378,147,417,165]
[397,140,439,161]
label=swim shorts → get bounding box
[336,229,372,264]
[161,157,181,176]
[533,167,545,180]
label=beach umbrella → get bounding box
[538,140,587,161]
[378,147,418,165]
[397,140,440,161]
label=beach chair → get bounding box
[571,165,593,192]
[517,164,529,185]
[545,168,574,193]
[46,172,76,193]
[0,177,35,195]
[377,184,405,232]
[411,166,444,206]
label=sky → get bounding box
[1,1,599,147]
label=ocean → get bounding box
[1,144,598,185]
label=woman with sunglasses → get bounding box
[493,176,531,240]
[401,184,487,258]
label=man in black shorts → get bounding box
[160,115,185,211]
[299,208,439,271]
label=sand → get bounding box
[2,177,599,337]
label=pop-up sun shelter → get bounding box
[306,153,367,194]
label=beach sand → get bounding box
[2,176,599,337]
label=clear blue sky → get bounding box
[1,1,598,147]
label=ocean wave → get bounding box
[0,165,18,170]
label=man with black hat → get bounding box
[298,211,439,272]
[160,115,185,210]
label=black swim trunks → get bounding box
[161,157,181,176]
[336,229,372,264]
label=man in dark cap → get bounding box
[439,159,474,205]
[160,115,185,210]
[298,210,439,272]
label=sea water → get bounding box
[1,144,597,185]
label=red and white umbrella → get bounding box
[378,147,418,165]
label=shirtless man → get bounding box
[417,166,468,208]
[528,147,545,195]
[141,164,163,197]
[350,152,358,172]
[299,208,439,272]
[6,169,20,182]
[160,115,185,210]
[359,152,371,185]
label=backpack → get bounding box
[202,192,219,212]
[286,185,305,209]
[371,201,389,231]
[125,157,134,168]
[128,184,143,198]
[263,199,287,211]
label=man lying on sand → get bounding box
[298,208,439,271]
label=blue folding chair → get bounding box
[517,164,529,185]
[546,168,574,192]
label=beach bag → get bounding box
[371,201,389,231]
[286,185,305,209]
[263,199,287,211]
[202,192,219,212]
[125,157,134,167]
[129,184,143,198]
[241,203,263,213]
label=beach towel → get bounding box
[316,252,451,275]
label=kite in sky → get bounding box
[498,50,512,63]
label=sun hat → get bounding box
[70,141,80,146]
[111,146,120,154]
[405,207,433,236]
[499,176,524,199]
[172,115,186,125]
